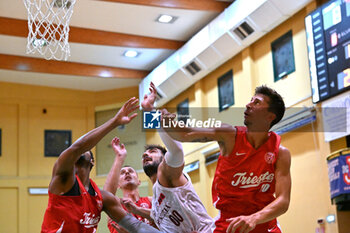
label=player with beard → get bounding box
[104,137,155,233]
[136,82,214,233]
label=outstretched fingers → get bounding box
[125,97,139,111]
[129,112,138,121]
[150,82,157,95]
[150,82,155,91]
[112,137,125,148]
[112,137,121,145]
[120,97,139,121]
[226,217,240,233]
[124,97,137,106]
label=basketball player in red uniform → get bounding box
[41,97,162,233]
[104,137,155,233]
[164,86,291,233]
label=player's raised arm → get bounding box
[141,82,157,112]
[49,97,138,194]
[157,125,187,186]
[104,137,127,194]
[162,108,234,142]
[161,108,236,156]
[141,82,235,156]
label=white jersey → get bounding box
[151,174,214,233]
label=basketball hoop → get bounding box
[22,0,76,60]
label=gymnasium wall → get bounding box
[0,81,139,233]
[145,1,346,233]
[1,0,349,233]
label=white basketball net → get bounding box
[22,0,76,60]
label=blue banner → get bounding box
[328,153,350,199]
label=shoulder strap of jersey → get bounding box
[269,131,281,164]
[227,126,247,156]
[89,178,102,199]
[75,175,86,195]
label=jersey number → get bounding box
[169,210,183,226]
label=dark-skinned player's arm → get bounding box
[49,97,138,195]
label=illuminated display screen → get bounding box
[305,0,350,103]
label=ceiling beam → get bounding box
[69,26,184,49]
[96,0,231,12]
[0,17,184,49]
[0,54,149,79]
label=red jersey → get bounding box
[108,196,153,233]
[41,176,103,233]
[212,126,281,233]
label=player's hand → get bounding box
[115,97,138,125]
[111,137,127,160]
[226,215,257,233]
[141,82,157,111]
[108,218,130,233]
[121,197,139,214]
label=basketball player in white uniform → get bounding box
[139,82,215,233]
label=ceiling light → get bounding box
[123,50,139,58]
[99,71,112,78]
[156,14,178,24]
[16,64,30,71]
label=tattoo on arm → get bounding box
[191,137,211,142]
